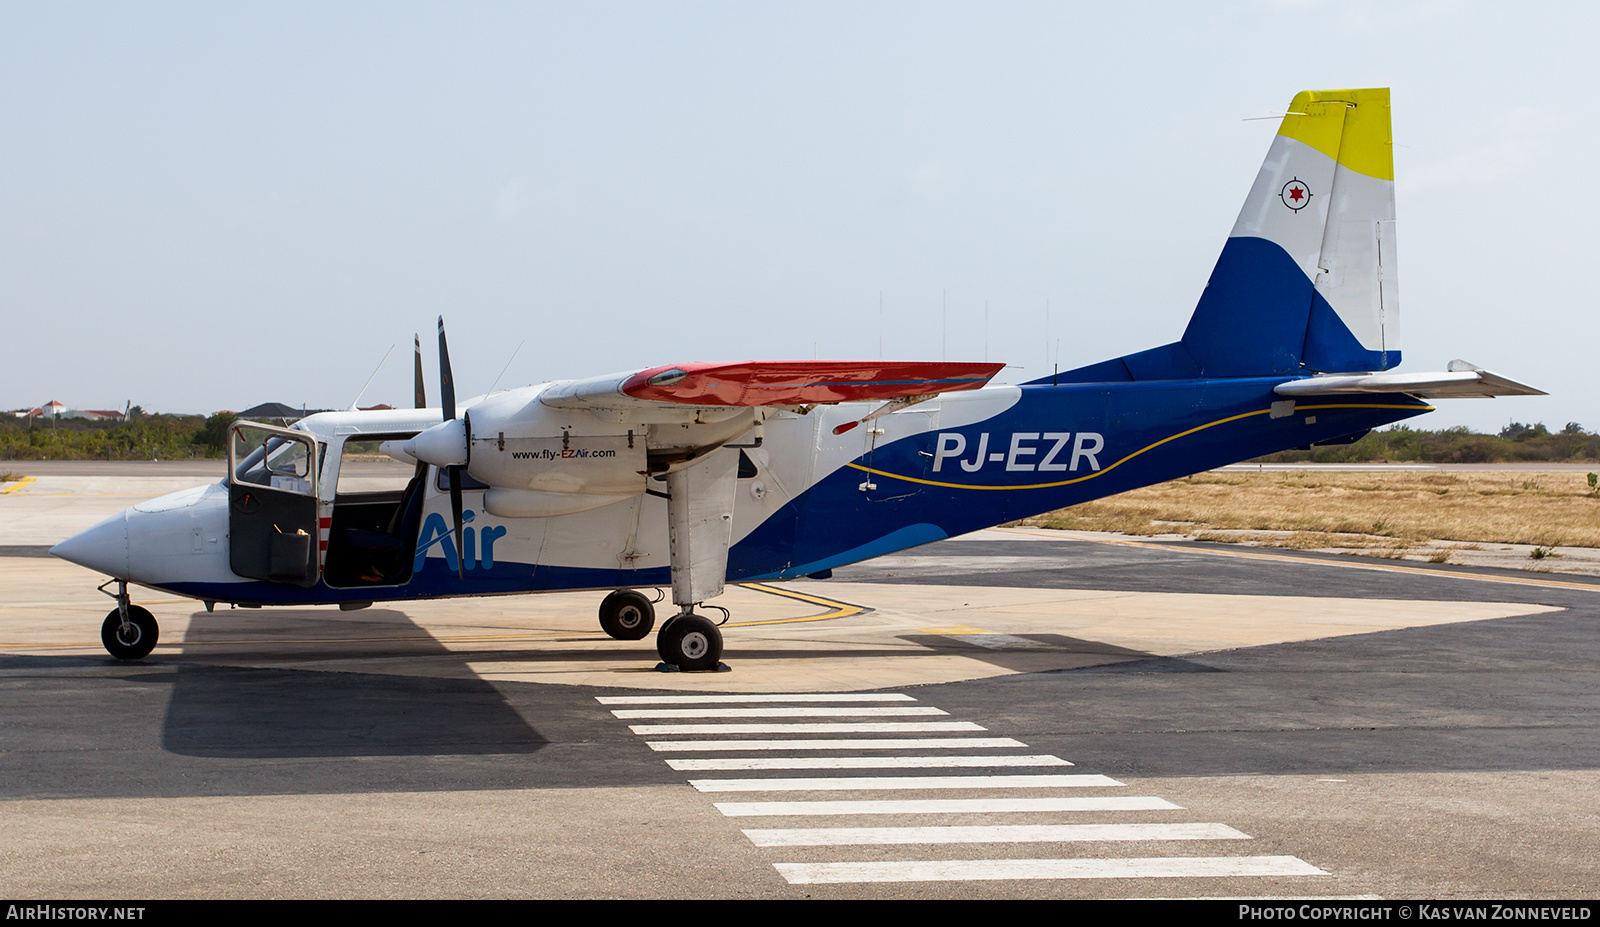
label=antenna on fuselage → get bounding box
[485,340,526,396]
[348,343,396,411]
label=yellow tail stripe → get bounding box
[1278,88,1393,182]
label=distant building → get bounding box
[61,409,126,422]
[30,400,126,422]
[236,402,332,425]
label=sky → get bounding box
[2,1,1593,434]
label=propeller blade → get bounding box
[449,465,465,580]
[414,333,426,410]
[438,316,456,422]
[451,411,472,579]
[437,317,465,578]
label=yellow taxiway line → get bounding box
[728,582,872,626]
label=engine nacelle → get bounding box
[462,389,648,498]
[482,488,636,518]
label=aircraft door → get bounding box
[227,422,322,587]
[862,410,935,502]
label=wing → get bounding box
[540,360,1006,412]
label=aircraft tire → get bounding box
[599,590,655,640]
[655,615,679,663]
[658,613,722,671]
[101,606,158,661]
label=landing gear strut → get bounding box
[598,589,656,640]
[98,579,158,660]
[655,448,739,671]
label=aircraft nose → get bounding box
[50,510,130,577]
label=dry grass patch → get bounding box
[1018,470,1600,549]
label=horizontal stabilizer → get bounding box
[1273,361,1544,399]
[543,361,1005,412]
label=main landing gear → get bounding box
[597,590,726,671]
[596,444,742,670]
[598,589,656,640]
[655,610,724,672]
[98,579,158,660]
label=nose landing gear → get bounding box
[98,579,158,660]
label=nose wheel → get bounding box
[101,605,158,660]
[656,612,724,672]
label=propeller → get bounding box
[404,330,431,481]
[438,317,469,580]
[401,318,473,578]
[414,333,426,410]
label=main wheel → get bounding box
[599,590,655,640]
[101,606,158,660]
[655,615,679,663]
[657,613,722,671]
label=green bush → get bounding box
[0,414,220,460]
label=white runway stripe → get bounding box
[611,706,947,719]
[609,692,1329,888]
[629,722,986,735]
[743,822,1252,846]
[645,737,1028,752]
[666,755,1070,771]
[715,797,1181,816]
[772,855,1327,884]
[691,774,1122,792]
[597,694,916,704]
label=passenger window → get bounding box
[337,436,422,495]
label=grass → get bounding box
[0,470,22,482]
[1016,470,1600,550]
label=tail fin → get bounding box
[1185,88,1399,376]
[1048,88,1400,385]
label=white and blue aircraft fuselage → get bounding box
[52,88,1542,670]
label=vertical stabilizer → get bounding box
[1182,88,1400,376]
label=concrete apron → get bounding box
[1,548,1556,693]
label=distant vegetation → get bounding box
[0,411,237,460]
[1019,468,1600,552]
[2,414,1595,464]
[1254,423,1600,464]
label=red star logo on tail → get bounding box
[1280,178,1312,212]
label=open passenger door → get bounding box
[227,421,322,587]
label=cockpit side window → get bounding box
[230,424,317,496]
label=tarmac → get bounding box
[1,464,1597,899]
